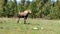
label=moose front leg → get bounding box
[24,18,26,24]
[24,17,27,24]
[17,18,20,23]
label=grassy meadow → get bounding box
[0,18,60,34]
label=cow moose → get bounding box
[17,10,32,24]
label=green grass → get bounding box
[0,18,60,34]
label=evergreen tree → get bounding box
[4,1,16,17]
[0,0,7,17]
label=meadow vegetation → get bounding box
[0,18,60,34]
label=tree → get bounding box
[0,0,7,17]
[14,0,18,16]
[21,0,25,6]
[47,1,60,19]
[28,1,37,18]
[25,0,30,8]
[4,1,17,17]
